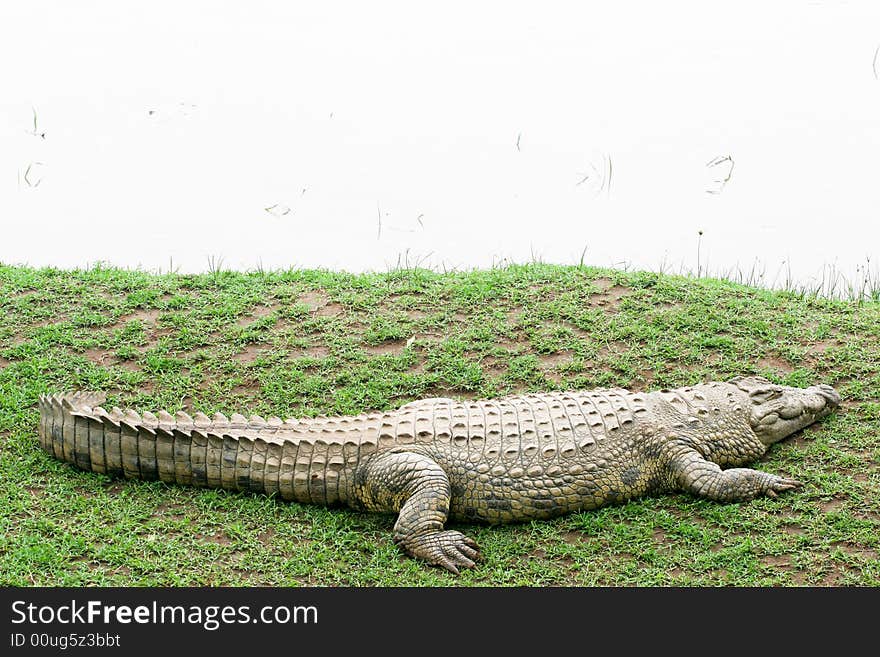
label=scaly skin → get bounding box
[37,376,840,574]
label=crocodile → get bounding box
[37,376,839,574]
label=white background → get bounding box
[1,1,878,289]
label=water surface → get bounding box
[1,1,878,293]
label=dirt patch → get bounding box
[146,327,175,347]
[817,569,843,586]
[203,532,232,546]
[0,357,9,368]
[109,565,132,578]
[604,285,629,301]
[782,523,805,536]
[495,337,522,352]
[363,340,407,355]
[543,371,565,385]
[789,569,808,585]
[406,360,426,375]
[757,355,794,374]
[638,369,656,385]
[290,345,330,359]
[540,353,573,384]
[783,427,820,451]
[406,333,442,349]
[421,386,480,401]
[760,553,792,568]
[118,309,162,326]
[231,382,262,396]
[257,528,275,546]
[539,351,572,367]
[85,348,115,365]
[562,531,586,544]
[298,291,345,318]
[819,498,845,514]
[596,341,628,359]
[590,279,629,310]
[831,542,878,560]
[299,291,329,309]
[30,316,68,327]
[480,356,507,377]
[316,303,344,317]
[561,321,593,339]
[234,344,266,364]
[527,547,548,561]
[236,304,277,327]
[404,309,428,320]
[557,554,576,568]
[805,339,839,355]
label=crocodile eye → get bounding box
[750,386,782,404]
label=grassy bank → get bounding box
[0,263,878,586]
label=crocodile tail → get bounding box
[37,393,244,489]
[38,392,109,472]
[35,392,352,506]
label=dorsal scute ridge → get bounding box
[140,411,159,428]
[156,410,176,429]
[193,412,211,426]
[175,411,194,426]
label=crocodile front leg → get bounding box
[671,449,802,502]
[354,448,480,574]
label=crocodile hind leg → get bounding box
[671,449,802,502]
[354,449,480,574]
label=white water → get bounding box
[1,1,879,292]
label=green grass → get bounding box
[1,262,878,586]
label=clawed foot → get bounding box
[764,475,802,499]
[400,530,482,574]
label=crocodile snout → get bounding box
[748,381,841,445]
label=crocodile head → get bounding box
[729,376,840,445]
